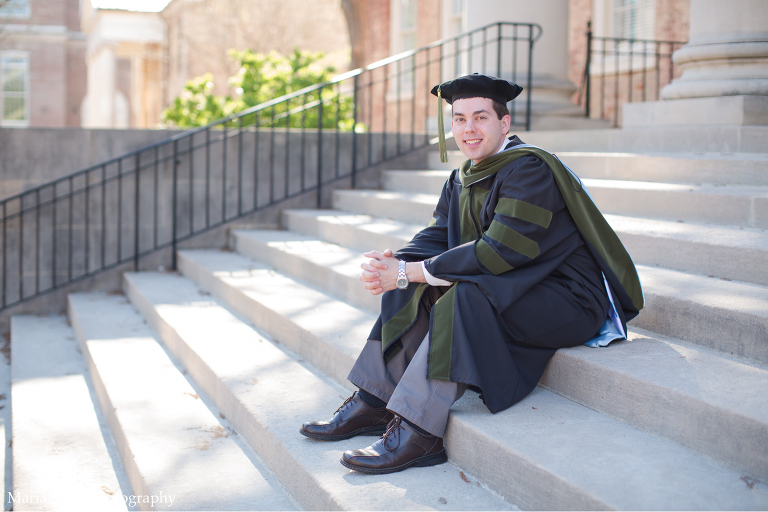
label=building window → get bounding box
[0,0,31,19]
[612,0,655,40]
[1,53,30,127]
[448,0,464,36]
[390,0,417,95]
[399,0,417,53]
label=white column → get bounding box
[662,0,768,100]
[83,45,116,128]
[624,0,768,127]
[465,0,586,127]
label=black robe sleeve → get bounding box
[424,156,571,279]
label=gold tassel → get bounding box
[437,86,448,164]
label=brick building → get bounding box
[0,0,86,127]
[81,0,351,129]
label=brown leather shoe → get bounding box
[340,416,447,474]
[300,392,394,441]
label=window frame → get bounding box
[1,51,31,127]
[0,0,31,19]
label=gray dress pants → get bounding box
[347,295,467,438]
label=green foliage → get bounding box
[163,49,355,131]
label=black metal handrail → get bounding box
[579,21,686,126]
[0,21,541,312]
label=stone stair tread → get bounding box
[67,293,296,511]
[429,147,768,185]
[286,206,768,286]
[283,209,424,252]
[230,228,381,313]
[10,315,128,510]
[177,246,768,483]
[121,271,516,511]
[449,386,768,510]
[177,248,376,387]
[232,228,768,323]
[543,329,768,481]
[604,214,768,250]
[582,179,768,197]
[336,188,441,205]
[379,176,768,197]
[230,229,768,364]
[638,265,768,320]
[343,175,768,228]
[559,151,768,161]
[286,207,768,254]
[165,252,768,509]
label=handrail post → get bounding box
[317,85,324,208]
[525,24,534,131]
[585,21,592,118]
[351,75,359,189]
[171,140,178,270]
[134,153,140,270]
[496,23,502,77]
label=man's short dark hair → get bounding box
[451,97,510,120]
[491,100,510,120]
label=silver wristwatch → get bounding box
[396,260,409,290]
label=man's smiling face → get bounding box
[451,97,511,164]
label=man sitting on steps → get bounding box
[299,73,644,475]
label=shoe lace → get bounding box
[333,394,356,415]
[380,416,403,450]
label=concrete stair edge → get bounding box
[424,151,768,186]
[121,270,516,511]
[335,183,768,229]
[175,248,768,508]
[67,292,296,511]
[282,208,768,287]
[10,315,129,510]
[230,228,768,364]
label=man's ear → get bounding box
[501,114,511,135]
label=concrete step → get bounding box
[67,293,296,511]
[601,215,768,286]
[10,315,128,511]
[177,248,377,389]
[338,182,768,230]
[283,209,768,287]
[540,328,768,482]
[231,228,768,365]
[175,248,768,509]
[426,152,768,186]
[229,229,381,313]
[383,170,451,194]
[631,266,768,365]
[121,270,515,511]
[520,126,768,154]
[282,209,423,254]
[584,179,768,229]
[333,189,437,226]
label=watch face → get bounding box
[396,277,409,289]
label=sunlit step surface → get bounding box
[427,151,768,186]
[122,270,515,511]
[176,248,768,507]
[337,181,768,229]
[10,315,128,511]
[283,208,768,286]
[68,293,295,511]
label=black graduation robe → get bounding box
[368,136,643,414]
